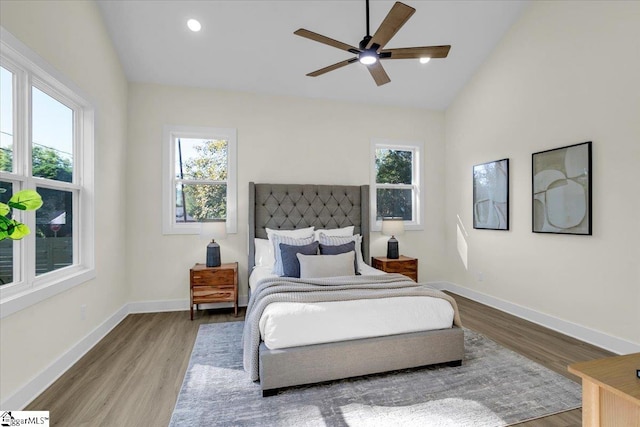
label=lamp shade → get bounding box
[199,221,227,241]
[381,218,405,237]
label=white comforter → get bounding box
[249,266,455,350]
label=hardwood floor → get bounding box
[448,292,614,427]
[26,294,614,426]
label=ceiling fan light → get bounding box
[419,57,431,64]
[187,19,202,32]
[359,52,377,65]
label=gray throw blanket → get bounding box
[242,274,462,381]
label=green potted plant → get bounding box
[0,189,43,240]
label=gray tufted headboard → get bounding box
[248,182,370,276]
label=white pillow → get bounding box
[271,234,315,276]
[254,238,275,268]
[266,226,315,274]
[313,225,354,241]
[266,226,315,239]
[318,233,365,273]
[297,251,356,279]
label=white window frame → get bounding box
[0,27,95,318]
[162,125,237,235]
[370,139,424,231]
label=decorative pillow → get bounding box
[271,235,315,276]
[279,241,319,278]
[254,238,275,268]
[266,226,315,239]
[297,251,356,279]
[319,241,357,274]
[313,225,354,241]
[318,233,365,273]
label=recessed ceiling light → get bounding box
[187,19,201,32]
[419,57,431,64]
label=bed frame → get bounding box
[248,182,464,396]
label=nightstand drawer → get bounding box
[190,268,235,286]
[192,286,235,302]
[371,256,418,282]
[382,262,417,274]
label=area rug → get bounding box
[169,321,581,426]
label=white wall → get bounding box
[126,84,446,303]
[3,0,638,410]
[445,1,640,347]
[0,1,129,404]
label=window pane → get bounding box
[176,138,228,181]
[375,149,412,184]
[1,67,13,173]
[376,188,412,221]
[35,187,73,275]
[0,181,14,285]
[32,87,73,182]
[176,183,226,223]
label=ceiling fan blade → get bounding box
[367,61,391,86]
[307,58,358,77]
[366,2,415,51]
[294,28,359,53]
[381,45,451,60]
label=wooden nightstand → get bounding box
[371,255,418,282]
[190,262,238,320]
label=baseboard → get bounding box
[1,304,129,410]
[128,296,249,314]
[430,281,640,355]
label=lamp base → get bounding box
[386,237,399,259]
[206,241,221,267]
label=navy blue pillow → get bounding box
[279,241,319,278]
[319,242,358,274]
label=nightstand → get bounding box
[371,255,418,282]
[190,262,238,320]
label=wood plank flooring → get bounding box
[26,293,614,426]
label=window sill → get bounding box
[0,267,96,319]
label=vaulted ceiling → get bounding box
[97,0,529,110]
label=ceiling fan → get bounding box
[294,0,451,86]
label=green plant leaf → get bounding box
[0,216,10,240]
[0,202,9,216]
[8,221,30,240]
[8,189,43,211]
[0,216,11,231]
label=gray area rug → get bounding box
[170,321,581,426]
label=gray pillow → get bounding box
[319,241,357,274]
[279,241,319,278]
[297,252,356,279]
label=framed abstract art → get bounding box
[473,158,509,230]
[532,141,592,235]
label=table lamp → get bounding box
[200,221,227,267]
[381,218,405,259]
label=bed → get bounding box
[245,182,464,396]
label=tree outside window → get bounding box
[375,148,413,220]
[176,138,228,223]
[162,126,237,235]
[371,140,423,230]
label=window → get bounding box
[0,28,95,316]
[162,126,237,234]
[370,139,423,231]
